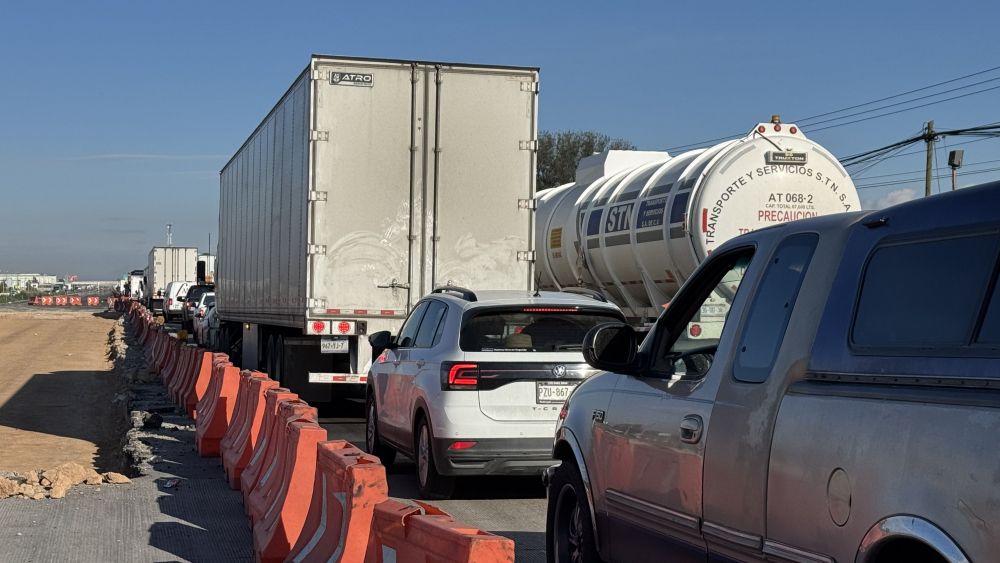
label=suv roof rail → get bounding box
[560,287,608,303]
[432,286,478,302]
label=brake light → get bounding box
[559,401,570,421]
[448,441,478,450]
[522,307,579,313]
[442,363,479,390]
[167,298,173,307]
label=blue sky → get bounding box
[2,1,999,278]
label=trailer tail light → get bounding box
[757,125,766,134]
[307,321,329,335]
[441,362,479,390]
[789,126,797,134]
[690,324,702,337]
[773,124,781,132]
[448,441,478,450]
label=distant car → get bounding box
[181,284,215,330]
[162,281,192,322]
[204,302,221,350]
[365,287,625,499]
[192,292,215,344]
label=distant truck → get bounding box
[146,247,198,314]
[215,54,538,404]
[535,118,861,334]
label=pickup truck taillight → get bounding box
[441,362,479,390]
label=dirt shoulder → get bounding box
[0,309,122,474]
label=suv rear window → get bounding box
[460,308,623,352]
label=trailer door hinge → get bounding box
[519,139,538,151]
[520,81,540,93]
[307,298,327,308]
[308,244,327,255]
[308,191,328,202]
[310,130,330,142]
[518,198,537,211]
[517,250,537,262]
[311,69,326,81]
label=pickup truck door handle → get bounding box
[680,415,703,444]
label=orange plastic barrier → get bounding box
[252,421,328,562]
[69,296,82,306]
[194,360,241,457]
[185,351,225,417]
[240,389,299,497]
[285,441,389,563]
[222,372,278,489]
[159,339,182,387]
[168,346,198,404]
[245,399,318,525]
[364,501,515,563]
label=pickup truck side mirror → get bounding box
[368,330,397,359]
[583,322,639,374]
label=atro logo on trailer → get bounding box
[330,72,374,87]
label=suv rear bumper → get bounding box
[433,437,554,476]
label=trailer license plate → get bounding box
[536,381,576,404]
[320,338,349,354]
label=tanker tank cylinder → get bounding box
[535,120,860,322]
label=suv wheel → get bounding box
[547,458,601,563]
[365,394,396,466]
[415,418,454,499]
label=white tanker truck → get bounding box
[535,118,861,335]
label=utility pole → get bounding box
[924,120,935,197]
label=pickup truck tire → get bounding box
[414,418,454,500]
[365,395,396,467]
[547,458,601,563]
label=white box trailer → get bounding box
[146,247,198,313]
[217,55,538,403]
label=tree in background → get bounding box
[537,130,637,191]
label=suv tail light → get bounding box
[441,362,479,390]
[167,298,173,307]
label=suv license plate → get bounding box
[320,338,349,354]
[536,381,576,404]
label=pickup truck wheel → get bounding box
[415,418,454,500]
[365,395,396,467]
[547,458,601,563]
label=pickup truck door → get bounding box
[600,246,758,562]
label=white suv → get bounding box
[365,287,625,498]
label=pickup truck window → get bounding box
[651,248,754,378]
[734,233,818,383]
[852,232,1000,350]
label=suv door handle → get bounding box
[680,415,703,444]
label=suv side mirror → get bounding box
[368,330,397,358]
[583,323,639,374]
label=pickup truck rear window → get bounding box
[460,308,623,352]
[852,232,1000,350]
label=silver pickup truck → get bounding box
[545,181,1000,562]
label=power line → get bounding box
[846,135,1000,165]
[793,65,1000,123]
[854,165,1000,190]
[799,75,1000,127]
[809,84,1000,133]
[662,64,1000,152]
[852,157,1000,181]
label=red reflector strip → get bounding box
[326,308,341,314]
[702,208,708,233]
[380,309,394,316]
[522,307,579,313]
[354,309,368,315]
[449,441,478,450]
